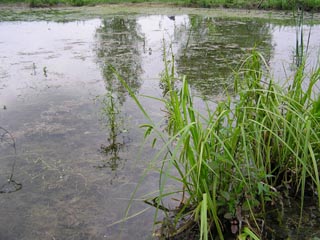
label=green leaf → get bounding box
[221,191,231,201]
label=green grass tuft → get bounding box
[115,46,320,239]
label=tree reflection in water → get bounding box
[94,16,144,174]
[175,16,273,97]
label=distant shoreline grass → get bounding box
[0,0,320,11]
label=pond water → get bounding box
[0,6,320,240]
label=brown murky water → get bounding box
[0,6,320,240]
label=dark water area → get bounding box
[0,6,320,239]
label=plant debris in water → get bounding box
[0,127,22,194]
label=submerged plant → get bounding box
[114,47,320,239]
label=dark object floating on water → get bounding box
[0,179,22,194]
[168,16,175,21]
[3,105,6,110]
[0,127,22,194]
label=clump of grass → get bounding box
[28,0,85,7]
[115,48,320,239]
[29,0,59,7]
[69,0,85,6]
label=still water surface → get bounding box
[0,7,320,239]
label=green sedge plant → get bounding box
[113,47,320,239]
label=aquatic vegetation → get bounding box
[115,47,320,239]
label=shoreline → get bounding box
[0,3,320,19]
[0,1,319,12]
